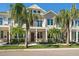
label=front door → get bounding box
[31,32,35,42]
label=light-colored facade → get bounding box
[0,12,14,43]
[0,4,78,43]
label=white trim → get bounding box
[28,4,47,13]
[44,10,57,15]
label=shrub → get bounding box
[10,39,18,44]
[19,39,25,43]
[48,38,56,44]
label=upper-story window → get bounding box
[47,19,53,25]
[36,20,42,27]
[32,10,36,14]
[75,20,79,26]
[8,18,11,24]
[0,18,3,25]
[38,11,40,13]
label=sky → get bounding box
[0,3,79,13]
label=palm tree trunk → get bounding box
[66,29,70,45]
[17,33,19,44]
[25,29,28,48]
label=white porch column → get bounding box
[76,31,78,42]
[45,28,48,42]
[9,26,10,43]
[70,29,72,42]
[35,29,37,42]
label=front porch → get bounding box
[29,28,48,43]
[0,27,10,43]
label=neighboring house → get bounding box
[70,19,79,43]
[0,4,79,43]
[0,12,14,43]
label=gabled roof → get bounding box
[44,10,57,16]
[28,4,46,13]
[28,4,42,9]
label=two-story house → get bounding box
[70,19,79,43]
[28,4,56,43]
[0,11,14,43]
[1,4,79,44]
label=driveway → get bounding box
[0,48,79,56]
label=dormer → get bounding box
[28,4,46,15]
[44,10,57,27]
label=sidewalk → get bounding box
[0,48,79,51]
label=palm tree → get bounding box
[48,28,61,43]
[10,3,25,43]
[11,26,25,44]
[55,4,79,44]
[10,3,25,26]
[22,7,44,47]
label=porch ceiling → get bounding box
[30,29,46,32]
[0,27,9,31]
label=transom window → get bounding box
[47,19,53,25]
[0,18,3,25]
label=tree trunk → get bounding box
[66,29,70,45]
[25,30,28,48]
[17,33,19,44]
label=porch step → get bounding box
[29,43,38,46]
[0,42,7,46]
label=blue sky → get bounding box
[0,3,79,13]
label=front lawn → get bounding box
[29,44,79,48]
[0,46,26,49]
[0,44,79,49]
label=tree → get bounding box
[48,28,61,43]
[55,4,79,44]
[10,3,25,44]
[21,8,44,47]
[11,26,25,44]
[10,3,25,26]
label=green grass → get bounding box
[0,46,26,49]
[29,44,79,48]
[29,44,59,48]
[0,44,79,49]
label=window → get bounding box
[0,18,3,25]
[36,20,42,27]
[38,11,40,13]
[72,20,74,26]
[37,32,42,38]
[47,19,53,25]
[75,20,79,26]
[72,31,76,42]
[32,10,36,13]
[1,31,3,38]
[8,18,11,24]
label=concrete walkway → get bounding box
[0,48,79,56]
